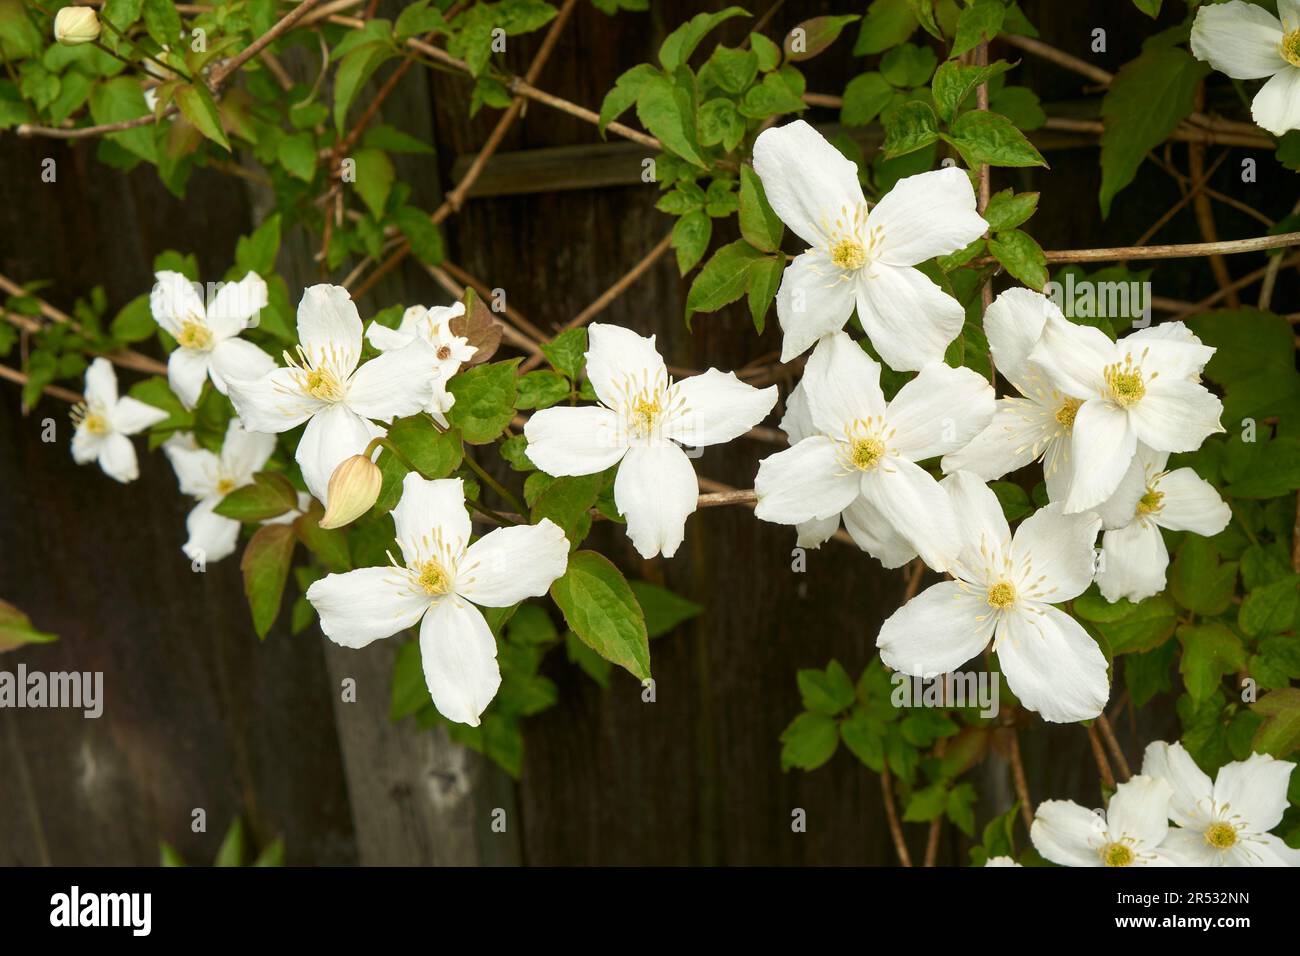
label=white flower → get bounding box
[163,421,277,563]
[1191,0,1300,136]
[941,288,1080,503]
[755,332,993,571]
[983,856,1022,867]
[523,323,777,559]
[1031,775,1178,867]
[225,284,439,506]
[150,271,276,409]
[752,120,987,369]
[877,472,1107,722]
[71,358,167,483]
[1027,318,1221,514]
[1142,740,1300,866]
[365,301,476,425]
[306,475,569,726]
[1092,445,1231,603]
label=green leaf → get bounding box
[530,473,603,547]
[213,471,299,522]
[684,239,765,325]
[658,7,750,71]
[234,214,282,277]
[516,370,570,410]
[903,784,948,822]
[446,359,519,444]
[780,712,839,771]
[390,640,432,720]
[983,189,1039,232]
[629,581,703,637]
[1076,592,1177,654]
[598,62,657,135]
[750,32,781,71]
[989,229,1048,290]
[988,480,1032,521]
[277,131,316,181]
[89,76,156,163]
[853,0,918,56]
[882,100,939,157]
[1171,536,1237,616]
[1178,622,1247,703]
[840,710,885,770]
[783,15,860,62]
[798,660,856,715]
[0,600,57,652]
[705,45,757,93]
[841,71,896,127]
[394,206,444,266]
[946,783,977,836]
[738,71,806,119]
[880,42,937,88]
[951,0,1004,58]
[109,293,155,344]
[943,110,1046,168]
[1132,0,1162,19]
[1239,577,1300,637]
[738,165,783,252]
[931,59,1012,124]
[352,148,394,218]
[746,255,783,335]
[293,504,352,574]
[697,97,745,150]
[213,817,245,867]
[540,328,587,380]
[142,0,183,47]
[672,209,712,274]
[550,550,650,681]
[175,83,231,151]
[1252,688,1300,758]
[334,43,394,133]
[636,70,708,168]
[240,524,295,638]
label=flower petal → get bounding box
[297,284,363,377]
[842,495,917,567]
[1140,740,1214,830]
[1244,832,1300,866]
[227,366,324,434]
[97,432,140,483]
[1028,318,1115,398]
[869,166,987,267]
[1155,468,1231,535]
[1031,800,1108,867]
[346,340,438,422]
[614,442,698,559]
[111,396,168,435]
[886,362,995,461]
[182,498,241,564]
[295,403,382,504]
[585,322,666,409]
[755,436,862,525]
[83,357,118,408]
[779,380,814,444]
[1123,322,1215,380]
[307,566,430,649]
[150,271,205,337]
[208,337,276,395]
[876,581,996,676]
[1011,502,1101,604]
[941,398,1054,481]
[860,456,960,572]
[984,287,1063,392]
[219,419,277,484]
[523,405,626,477]
[751,119,866,248]
[802,330,886,437]
[71,427,103,465]
[1064,400,1137,513]
[1093,443,1164,530]
[1095,521,1169,604]
[391,473,472,567]
[1107,775,1172,852]
[774,249,858,363]
[1190,0,1287,79]
[167,347,212,409]
[1213,752,1296,834]
[942,470,1011,583]
[856,264,965,372]
[419,598,501,726]
[664,369,777,447]
[457,518,569,607]
[206,272,267,338]
[165,443,219,497]
[795,514,841,550]
[1130,377,1224,453]
[365,320,416,352]
[996,604,1109,722]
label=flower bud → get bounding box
[54,7,101,46]
[319,455,382,529]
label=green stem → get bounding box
[461,449,526,516]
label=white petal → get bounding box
[207,337,276,395]
[941,398,1054,480]
[585,323,666,409]
[365,321,415,351]
[1107,775,1173,852]
[1140,740,1215,830]
[774,249,858,363]
[614,442,698,559]
[391,474,472,566]
[1093,443,1164,530]
[167,347,211,409]
[1064,400,1136,512]
[877,581,997,676]
[83,357,118,408]
[219,419,277,484]
[1028,318,1115,398]
[1011,502,1101,604]
[523,405,627,477]
[754,436,862,525]
[1031,800,1108,867]
[1123,322,1215,380]
[227,367,323,434]
[297,284,363,377]
[779,380,814,444]
[165,444,220,498]
[869,166,987,267]
[97,432,140,483]
[457,518,569,607]
[665,370,777,447]
[795,514,840,549]
[206,272,268,338]
[984,287,1063,391]
[996,604,1108,722]
[1095,521,1169,604]
[150,271,205,337]
[842,496,917,567]
[887,362,995,461]
[856,264,965,372]
[1130,377,1224,453]
[295,403,382,503]
[182,498,241,564]
[1282,0,1300,32]
[751,119,866,248]
[419,598,501,726]
[1213,753,1296,833]
[307,566,430,649]
[111,396,168,435]
[1190,1,1286,79]
[860,456,960,572]
[942,470,1011,583]
[802,330,886,436]
[346,340,438,422]
[71,427,104,465]
[1245,832,1300,866]
[1155,468,1230,535]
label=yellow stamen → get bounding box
[1100,842,1134,867]
[849,435,885,471]
[1104,357,1146,407]
[216,477,237,495]
[629,394,662,437]
[986,580,1017,610]
[417,559,453,595]
[830,237,867,271]
[1136,487,1164,517]
[177,318,214,351]
[1204,822,1238,850]
[1282,29,1300,68]
[1055,397,1082,431]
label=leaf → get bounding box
[1252,688,1300,758]
[988,480,1032,521]
[746,255,783,335]
[0,599,57,653]
[882,100,939,157]
[89,76,156,163]
[738,72,806,119]
[798,660,856,715]
[352,148,394,218]
[704,45,757,94]
[783,15,860,62]
[277,131,316,181]
[214,471,299,522]
[1171,536,1237,616]
[550,550,650,681]
[394,206,445,266]
[234,214,282,277]
[334,43,394,133]
[1099,47,1208,216]
[213,817,245,867]
[943,110,1046,168]
[658,7,750,71]
[446,359,519,444]
[840,711,885,770]
[1132,0,1163,19]
[636,70,708,168]
[853,0,918,56]
[840,71,896,127]
[1239,577,1299,637]
[629,581,703,637]
[1075,592,1177,655]
[780,712,839,771]
[516,370,570,410]
[738,165,783,252]
[175,83,230,151]
[540,328,587,380]
[597,63,657,135]
[684,239,765,325]
[240,524,295,639]
[1178,622,1247,703]
[983,189,1039,232]
[672,209,712,274]
[988,229,1048,290]
[931,59,1012,124]
[142,0,182,47]
[109,293,155,344]
[530,473,603,547]
[951,0,1004,58]
[903,784,948,822]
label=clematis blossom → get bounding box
[365,301,477,425]
[523,323,778,559]
[876,472,1107,723]
[150,271,276,409]
[1092,444,1230,603]
[1190,0,1300,136]
[1031,775,1178,867]
[755,332,994,571]
[1142,740,1300,866]
[752,120,987,368]
[307,475,569,726]
[71,358,168,483]
[225,284,439,506]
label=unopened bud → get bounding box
[54,7,101,45]
[319,454,381,529]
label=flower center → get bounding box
[1136,487,1164,517]
[986,580,1017,610]
[1054,397,1082,431]
[1204,821,1238,850]
[1104,358,1146,407]
[849,436,885,471]
[416,559,453,595]
[830,237,867,271]
[216,477,237,496]
[305,366,345,402]
[436,345,452,361]
[1100,842,1135,867]
[629,394,662,437]
[71,402,110,435]
[177,318,214,351]
[1282,29,1300,68]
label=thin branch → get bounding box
[0,363,83,404]
[209,0,326,89]
[1085,723,1117,792]
[1095,714,1132,782]
[880,764,913,867]
[1008,730,1034,830]
[977,230,1300,266]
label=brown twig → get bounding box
[0,364,84,404]
[1085,724,1117,792]
[880,763,913,867]
[1008,730,1034,829]
[976,230,1300,266]
[1095,713,1132,782]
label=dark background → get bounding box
[0,0,1289,865]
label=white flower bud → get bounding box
[54,7,102,46]
[319,455,382,530]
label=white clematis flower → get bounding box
[163,421,278,564]
[225,284,439,506]
[1191,0,1300,136]
[1142,740,1300,866]
[755,332,993,571]
[983,856,1022,867]
[877,472,1107,722]
[1027,318,1222,514]
[523,323,777,559]
[306,475,569,726]
[365,301,477,425]
[150,271,276,409]
[752,119,987,368]
[1092,445,1230,603]
[1031,775,1178,867]
[71,358,168,483]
